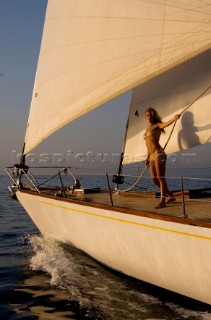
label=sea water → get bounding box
[1,171,211,320]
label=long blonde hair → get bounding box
[145,107,165,133]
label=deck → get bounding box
[68,190,211,221]
[32,185,211,226]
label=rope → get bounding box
[120,82,211,193]
[163,82,211,150]
[117,166,148,193]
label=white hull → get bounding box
[17,190,211,305]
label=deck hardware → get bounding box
[180,176,188,218]
[106,173,114,206]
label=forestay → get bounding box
[24,0,211,154]
[123,50,211,164]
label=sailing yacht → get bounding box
[6,0,211,305]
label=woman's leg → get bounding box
[149,158,166,208]
[154,153,168,207]
[150,154,175,208]
[149,159,160,188]
[154,153,175,207]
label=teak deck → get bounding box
[68,190,211,222]
[22,187,211,227]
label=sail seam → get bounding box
[38,27,210,57]
[32,38,210,103]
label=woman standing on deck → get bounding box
[144,108,180,208]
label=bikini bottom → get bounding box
[150,150,166,162]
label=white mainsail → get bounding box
[123,50,211,164]
[24,0,211,154]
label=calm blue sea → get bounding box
[1,169,211,320]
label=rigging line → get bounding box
[181,82,211,115]
[163,82,211,150]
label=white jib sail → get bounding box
[123,50,211,164]
[24,0,211,154]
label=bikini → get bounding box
[144,126,166,162]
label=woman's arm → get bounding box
[157,114,180,129]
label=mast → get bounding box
[117,117,129,176]
[113,91,135,184]
[20,142,26,167]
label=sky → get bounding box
[0,0,131,175]
[0,0,47,171]
[0,0,210,176]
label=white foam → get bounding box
[166,303,211,320]
[29,235,211,320]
